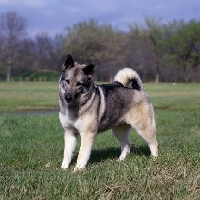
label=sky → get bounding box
[0,0,200,37]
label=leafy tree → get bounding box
[0,12,27,82]
[165,19,200,82]
[128,24,157,81]
[144,18,166,83]
[62,20,126,81]
[129,18,165,82]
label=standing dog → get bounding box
[59,54,158,171]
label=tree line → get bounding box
[0,12,200,82]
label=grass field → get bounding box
[0,82,58,114]
[0,82,200,199]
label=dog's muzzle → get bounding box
[65,93,73,103]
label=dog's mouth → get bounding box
[65,99,72,103]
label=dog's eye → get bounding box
[65,79,70,84]
[76,82,82,87]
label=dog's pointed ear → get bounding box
[82,64,94,79]
[62,54,74,72]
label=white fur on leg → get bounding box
[61,130,77,169]
[118,143,131,161]
[149,142,158,157]
[112,124,131,161]
[61,161,70,169]
[73,133,95,171]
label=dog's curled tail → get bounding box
[113,68,143,90]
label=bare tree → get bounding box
[35,33,53,69]
[0,12,27,82]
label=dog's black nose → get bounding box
[65,93,73,102]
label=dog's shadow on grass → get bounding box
[89,145,151,164]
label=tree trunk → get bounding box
[184,70,191,83]
[6,64,11,82]
[6,56,12,82]
[155,61,159,83]
[155,73,159,83]
[109,64,113,82]
[183,64,192,83]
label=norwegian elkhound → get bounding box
[59,54,158,171]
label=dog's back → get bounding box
[96,68,148,132]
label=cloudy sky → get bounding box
[0,0,200,37]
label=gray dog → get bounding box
[59,54,158,171]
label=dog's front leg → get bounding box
[61,129,77,169]
[74,132,95,171]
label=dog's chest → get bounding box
[59,111,77,129]
[59,110,89,130]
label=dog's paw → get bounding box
[61,162,69,169]
[73,166,85,172]
[118,153,129,161]
[118,157,126,162]
[151,155,158,161]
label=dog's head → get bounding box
[59,54,94,103]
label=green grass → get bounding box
[0,82,200,199]
[0,82,58,114]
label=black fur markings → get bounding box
[62,54,74,72]
[131,79,140,90]
[98,85,131,132]
[126,78,140,90]
[82,64,94,79]
[100,81,123,95]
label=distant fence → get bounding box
[11,77,48,82]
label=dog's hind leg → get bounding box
[112,124,132,161]
[131,118,158,158]
[61,129,77,169]
[136,128,158,157]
